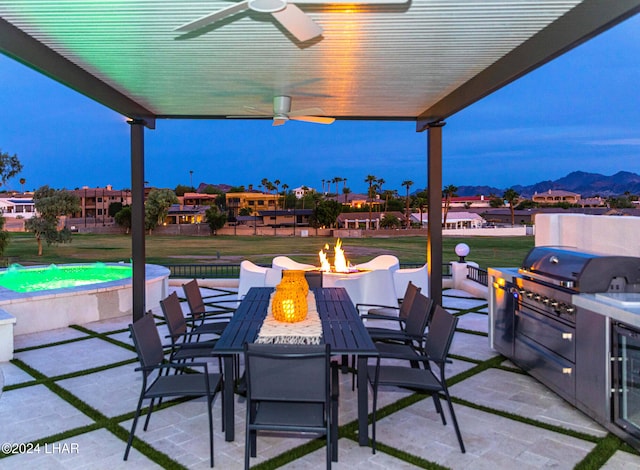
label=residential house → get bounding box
[532,189,580,205]
[257,209,313,227]
[411,211,486,229]
[446,195,493,208]
[225,191,279,218]
[326,192,382,210]
[181,192,219,207]
[165,204,206,225]
[69,185,132,223]
[0,194,35,219]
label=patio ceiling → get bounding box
[2,0,640,312]
[1,0,639,131]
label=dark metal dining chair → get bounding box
[243,343,338,470]
[359,281,422,337]
[367,304,465,454]
[159,292,219,363]
[124,312,223,468]
[351,289,432,389]
[368,290,434,356]
[182,279,235,337]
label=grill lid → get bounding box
[519,246,640,293]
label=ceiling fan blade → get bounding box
[271,4,323,42]
[273,118,287,126]
[175,1,250,32]
[243,105,271,115]
[288,107,324,117]
[290,115,335,125]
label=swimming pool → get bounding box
[0,263,132,293]
[0,263,169,335]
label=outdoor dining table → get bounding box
[213,286,378,446]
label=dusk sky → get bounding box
[1,13,639,195]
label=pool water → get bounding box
[0,264,133,293]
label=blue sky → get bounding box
[1,13,639,195]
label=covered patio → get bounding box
[3,285,637,468]
[3,0,639,316]
[2,1,640,468]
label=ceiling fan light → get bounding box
[249,0,287,13]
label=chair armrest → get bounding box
[172,339,218,350]
[165,331,219,342]
[196,301,238,311]
[360,313,406,323]
[136,361,209,373]
[187,310,234,321]
[369,330,426,345]
[356,303,399,311]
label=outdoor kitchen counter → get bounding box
[573,293,640,327]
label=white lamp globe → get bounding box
[455,243,470,262]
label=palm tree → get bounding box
[364,174,378,229]
[342,186,351,204]
[273,179,281,211]
[503,187,520,226]
[442,184,458,228]
[332,177,342,197]
[301,185,309,209]
[402,180,414,228]
[321,179,325,195]
[281,183,289,209]
[19,177,26,193]
[376,177,386,211]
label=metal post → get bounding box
[427,121,445,306]
[129,119,146,322]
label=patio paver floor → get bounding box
[1,286,639,469]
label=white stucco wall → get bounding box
[535,214,640,257]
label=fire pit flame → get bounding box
[319,238,354,273]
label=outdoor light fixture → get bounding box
[455,243,470,263]
[272,270,308,323]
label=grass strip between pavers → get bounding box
[455,327,488,337]
[575,434,626,470]
[13,334,96,354]
[70,324,136,352]
[369,441,450,470]
[4,357,191,468]
[6,307,633,469]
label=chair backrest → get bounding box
[360,269,398,308]
[183,279,206,319]
[244,343,330,403]
[424,305,459,362]
[272,256,316,271]
[160,292,187,340]
[393,263,429,299]
[238,260,268,299]
[354,255,400,272]
[304,270,323,289]
[129,313,164,376]
[404,291,434,337]
[398,282,421,320]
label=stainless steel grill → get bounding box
[490,246,640,452]
[519,246,640,293]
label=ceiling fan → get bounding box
[175,0,408,42]
[236,95,335,126]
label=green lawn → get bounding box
[4,232,534,269]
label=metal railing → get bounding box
[167,263,453,279]
[467,265,488,286]
[168,264,243,279]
